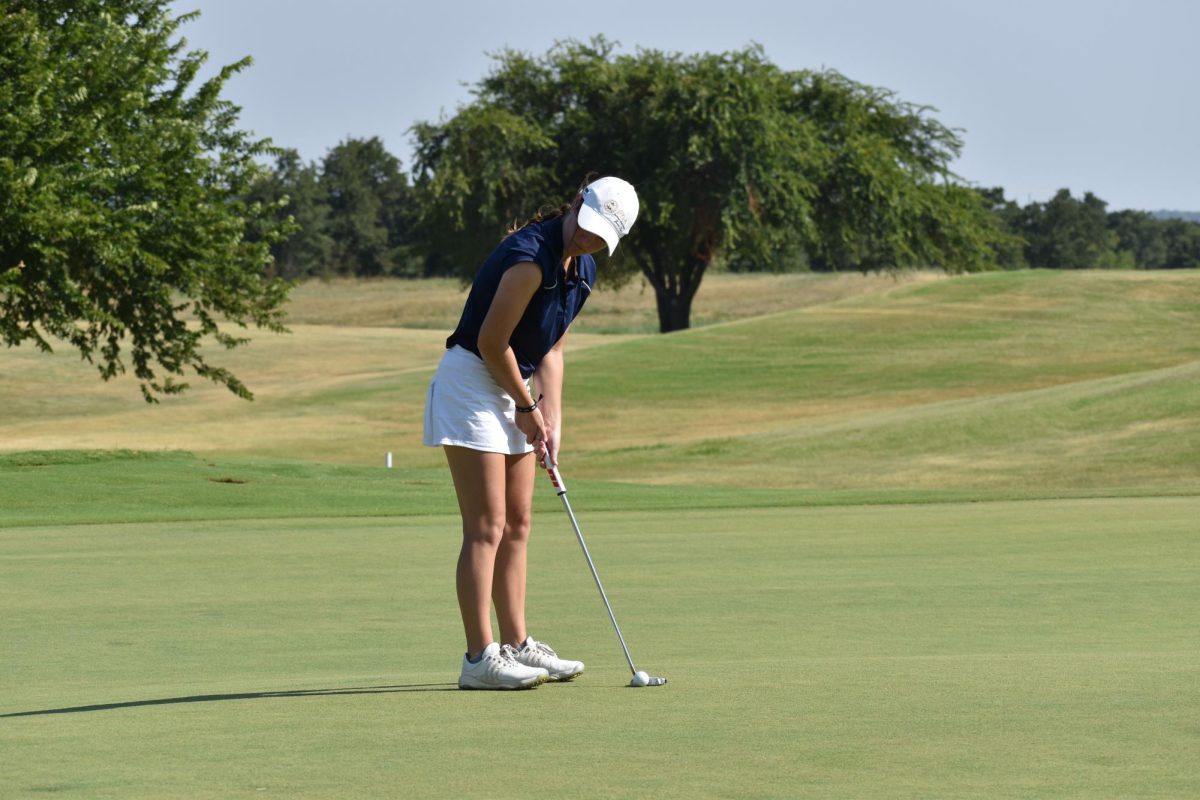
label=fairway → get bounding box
[3,270,1199,797]
[3,491,1197,798]
[3,271,1198,495]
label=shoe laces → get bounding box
[528,639,558,657]
[498,644,523,666]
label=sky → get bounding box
[171,0,1199,212]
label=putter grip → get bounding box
[542,455,566,494]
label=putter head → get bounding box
[629,673,667,687]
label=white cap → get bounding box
[576,176,639,256]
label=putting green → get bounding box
[3,485,1197,798]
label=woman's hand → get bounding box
[533,334,566,469]
[540,416,562,468]
[515,407,547,457]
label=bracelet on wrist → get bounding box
[515,394,543,414]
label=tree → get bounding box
[792,75,1011,277]
[972,188,1028,269]
[1161,219,1200,268]
[1020,189,1128,269]
[247,139,419,279]
[246,149,332,280]
[411,39,1011,332]
[1107,209,1167,269]
[320,136,415,277]
[410,105,559,279]
[977,188,1198,270]
[0,1,290,400]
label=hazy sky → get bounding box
[172,0,1198,211]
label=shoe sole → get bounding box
[514,658,585,682]
[457,674,550,690]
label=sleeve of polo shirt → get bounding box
[496,231,538,270]
[496,229,555,287]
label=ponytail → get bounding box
[505,200,573,237]
[503,173,600,238]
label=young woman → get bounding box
[423,176,639,689]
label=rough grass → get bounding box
[4,270,1195,496]
[281,270,939,332]
[566,271,1200,491]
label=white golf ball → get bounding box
[631,670,650,687]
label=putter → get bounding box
[541,454,667,687]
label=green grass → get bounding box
[4,270,1200,797]
[2,465,1197,798]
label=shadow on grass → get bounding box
[0,683,457,718]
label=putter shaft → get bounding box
[543,459,638,675]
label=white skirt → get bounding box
[423,345,534,455]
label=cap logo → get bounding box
[600,198,628,236]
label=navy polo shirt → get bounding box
[446,216,596,378]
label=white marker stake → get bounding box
[386,452,393,469]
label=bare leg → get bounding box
[444,446,508,658]
[494,452,535,646]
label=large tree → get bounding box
[1019,189,1128,269]
[0,1,290,400]
[320,137,416,277]
[411,39,1011,332]
[1107,209,1167,269]
[246,149,332,280]
[1160,219,1200,268]
[247,138,418,279]
[975,188,1029,269]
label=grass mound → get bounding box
[565,270,1200,493]
[0,449,162,467]
[2,270,1198,499]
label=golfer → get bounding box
[423,176,639,689]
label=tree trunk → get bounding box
[653,287,692,332]
[644,251,707,333]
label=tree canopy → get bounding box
[5,7,1191,407]
[411,39,1013,332]
[0,0,290,400]
[247,137,419,280]
[1022,189,1130,270]
[246,148,332,281]
[979,187,1200,270]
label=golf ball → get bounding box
[631,670,650,687]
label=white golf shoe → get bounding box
[508,637,585,682]
[458,642,549,690]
